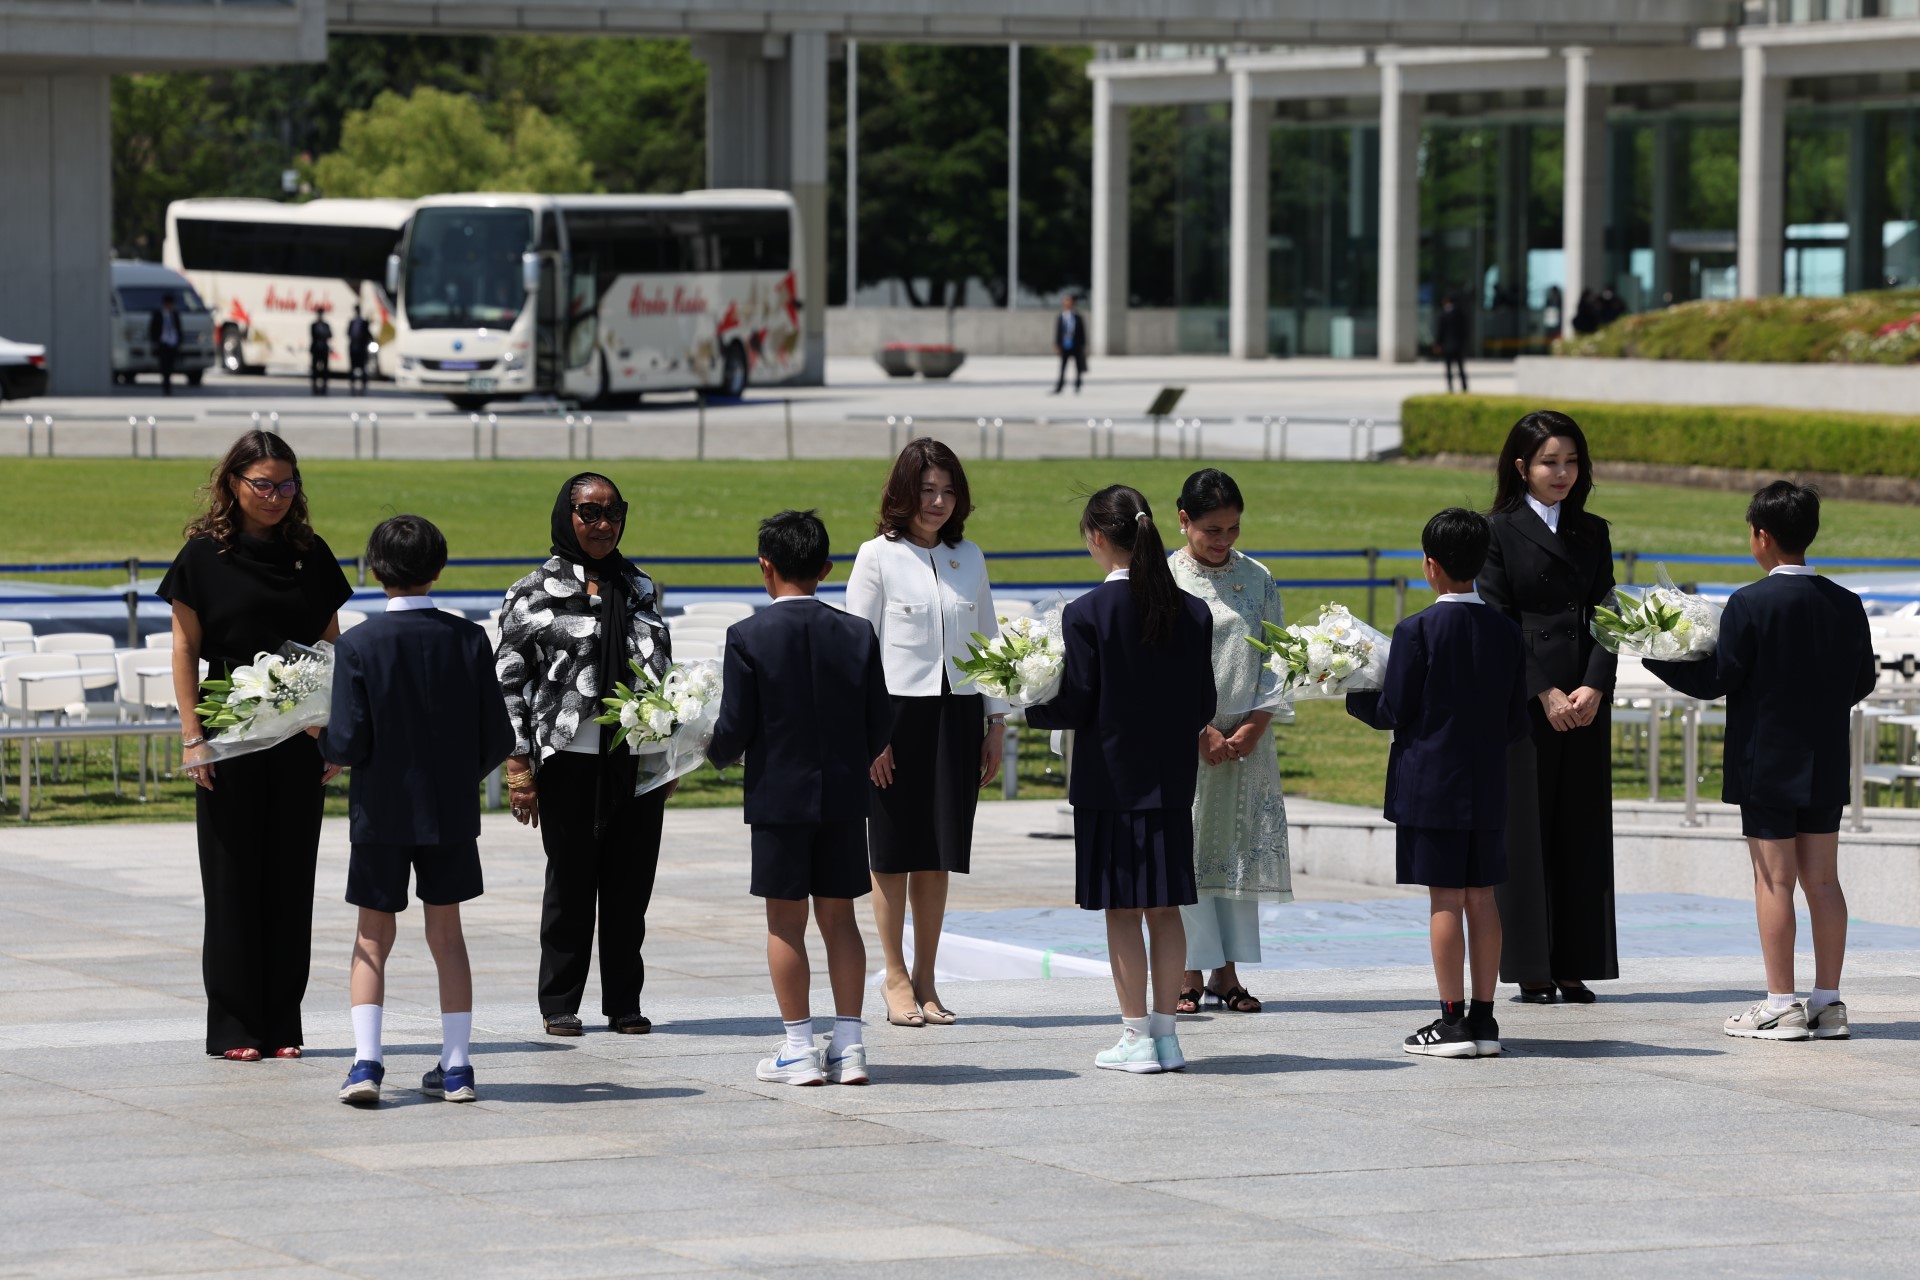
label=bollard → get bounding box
[1364,416,1375,460]
[887,414,898,455]
[368,412,380,460]
[1192,418,1203,460]
[124,558,141,648]
[1393,576,1408,624]
[583,413,594,460]
[147,415,157,459]
[977,416,987,459]
[470,413,481,460]
[1153,415,1163,459]
[1087,417,1097,458]
[1279,414,1288,461]
[1348,417,1359,461]
[128,415,139,457]
[994,417,1004,461]
[251,411,261,430]
[23,413,34,458]
[1261,414,1273,462]
[488,412,498,461]
[565,413,576,460]
[1104,417,1114,459]
[43,413,54,458]
[784,398,794,461]
[351,411,362,460]
[268,411,280,433]
[1366,548,1380,624]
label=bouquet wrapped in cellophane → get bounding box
[954,606,1066,708]
[1244,602,1391,706]
[1591,565,1722,662]
[594,657,725,795]
[193,641,334,761]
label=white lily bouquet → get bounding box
[953,608,1066,708]
[593,657,725,795]
[193,640,334,760]
[1591,564,1722,662]
[1245,602,1391,705]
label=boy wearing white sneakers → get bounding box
[706,511,892,1086]
[1646,483,1877,1042]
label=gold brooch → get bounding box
[1233,583,1244,593]
[949,559,960,569]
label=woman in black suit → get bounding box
[1477,410,1619,1003]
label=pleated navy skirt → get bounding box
[1073,807,1198,911]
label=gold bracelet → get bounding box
[504,769,535,789]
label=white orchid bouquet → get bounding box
[593,657,725,795]
[193,641,334,760]
[954,608,1066,708]
[1591,564,1722,662]
[1245,602,1391,705]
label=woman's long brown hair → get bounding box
[183,429,314,551]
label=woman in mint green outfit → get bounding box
[1169,469,1292,1014]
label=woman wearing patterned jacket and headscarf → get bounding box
[496,472,672,1038]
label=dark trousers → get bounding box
[195,734,325,1054]
[157,346,178,396]
[1443,354,1467,393]
[535,751,667,1017]
[310,358,329,396]
[1496,701,1619,984]
[349,356,369,394]
[1054,348,1086,392]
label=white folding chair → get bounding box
[670,638,722,662]
[679,600,755,624]
[34,633,119,696]
[338,608,370,631]
[143,631,175,650]
[0,620,35,654]
[0,653,98,794]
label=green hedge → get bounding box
[1555,291,1920,364]
[1402,394,1920,480]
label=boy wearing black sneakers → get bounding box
[706,511,891,1086]
[1348,509,1531,1058]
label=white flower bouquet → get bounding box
[193,641,334,760]
[593,657,725,795]
[1245,602,1391,705]
[1591,564,1722,662]
[954,609,1066,708]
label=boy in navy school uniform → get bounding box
[318,515,515,1105]
[706,510,892,1086]
[1645,481,1876,1042]
[1347,509,1531,1059]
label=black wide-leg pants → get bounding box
[535,752,667,1018]
[1496,701,1619,984]
[195,734,325,1055]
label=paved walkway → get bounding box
[4,800,1919,1278]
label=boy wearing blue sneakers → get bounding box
[1347,509,1532,1058]
[319,515,514,1105]
[707,511,891,1086]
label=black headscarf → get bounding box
[552,475,641,836]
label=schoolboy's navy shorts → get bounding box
[1740,804,1843,841]
[751,821,871,901]
[347,840,483,913]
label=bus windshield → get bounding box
[404,207,533,329]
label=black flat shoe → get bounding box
[609,1013,653,1035]
[1555,982,1596,1004]
[543,1013,584,1037]
[1514,985,1556,1004]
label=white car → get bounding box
[0,335,48,400]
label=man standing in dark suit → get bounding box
[707,510,891,1087]
[309,308,333,396]
[1051,294,1088,394]
[318,515,515,1106]
[1434,293,1468,393]
[1349,509,1532,1059]
[346,305,373,396]
[149,293,183,396]
[1646,482,1878,1043]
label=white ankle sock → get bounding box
[1765,992,1797,1013]
[1147,1012,1176,1039]
[441,1011,472,1071]
[1808,988,1841,1011]
[831,1016,863,1051]
[783,1018,815,1058]
[350,1004,383,1064]
[1121,1015,1150,1042]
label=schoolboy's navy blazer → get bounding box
[1345,598,1531,830]
[1646,570,1876,809]
[318,604,515,847]
[707,596,891,826]
[1024,578,1216,812]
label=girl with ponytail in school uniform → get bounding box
[1027,486,1218,1073]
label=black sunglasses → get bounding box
[573,500,628,526]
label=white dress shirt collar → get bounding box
[1769,563,1817,577]
[770,593,813,603]
[1104,568,1131,582]
[385,594,437,612]
[1525,493,1562,534]
[1434,590,1483,605]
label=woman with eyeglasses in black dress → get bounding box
[160,430,353,1061]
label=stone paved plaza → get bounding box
[4,800,1920,1278]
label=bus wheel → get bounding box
[716,344,747,399]
[447,394,491,411]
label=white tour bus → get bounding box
[388,191,802,408]
[163,197,412,378]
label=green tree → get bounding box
[493,37,707,193]
[311,86,595,198]
[111,74,279,257]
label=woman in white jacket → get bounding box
[846,438,1007,1027]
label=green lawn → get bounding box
[4,457,1916,824]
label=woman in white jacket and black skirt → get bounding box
[845,438,1007,1027]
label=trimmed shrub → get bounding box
[1554,291,1920,365]
[1403,395,1920,480]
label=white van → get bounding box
[111,260,216,386]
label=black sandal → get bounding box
[543,1013,584,1036]
[609,1013,653,1035]
[1212,985,1262,1013]
[1176,988,1203,1015]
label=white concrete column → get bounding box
[1090,74,1129,357]
[0,73,112,394]
[1376,63,1421,364]
[1738,42,1785,299]
[1227,71,1272,360]
[1562,50,1608,315]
